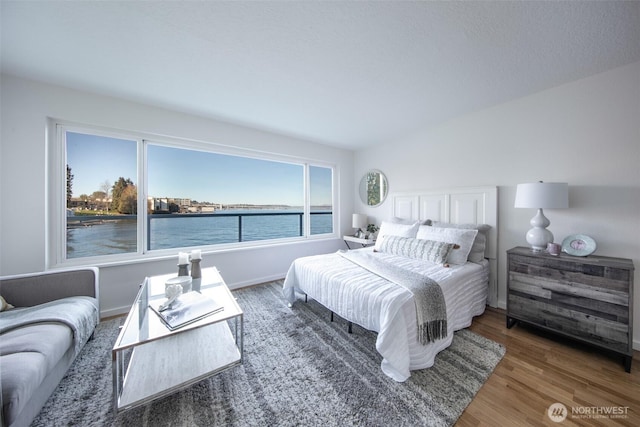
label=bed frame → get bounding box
[390,186,498,306]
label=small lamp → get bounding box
[352,213,368,238]
[515,182,568,251]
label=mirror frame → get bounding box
[359,169,388,207]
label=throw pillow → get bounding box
[416,226,478,265]
[373,220,420,252]
[0,295,15,311]
[379,236,455,264]
[430,221,491,263]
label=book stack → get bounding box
[150,291,223,330]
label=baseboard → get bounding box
[100,306,130,319]
[224,273,286,290]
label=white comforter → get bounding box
[283,248,488,382]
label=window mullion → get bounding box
[138,140,147,254]
[302,164,309,237]
[56,125,68,265]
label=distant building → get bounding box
[68,198,88,209]
[152,198,169,212]
[150,196,217,213]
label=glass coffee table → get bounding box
[112,267,243,412]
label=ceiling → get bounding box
[2,1,639,150]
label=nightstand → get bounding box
[343,235,376,249]
[507,246,634,372]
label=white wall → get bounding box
[354,61,640,349]
[0,75,354,317]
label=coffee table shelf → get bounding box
[112,267,243,412]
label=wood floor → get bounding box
[458,307,640,426]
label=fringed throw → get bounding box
[420,319,448,344]
[338,250,447,344]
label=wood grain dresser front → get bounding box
[506,246,634,372]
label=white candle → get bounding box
[178,252,189,265]
[191,249,202,260]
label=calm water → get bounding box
[67,211,332,258]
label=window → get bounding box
[309,165,333,235]
[65,131,138,259]
[55,124,336,265]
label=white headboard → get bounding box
[391,186,498,306]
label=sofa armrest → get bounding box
[0,267,99,308]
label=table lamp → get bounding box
[352,213,368,237]
[514,182,568,251]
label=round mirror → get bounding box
[359,170,388,207]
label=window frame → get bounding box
[48,120,338,268]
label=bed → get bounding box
[283,186,497,382]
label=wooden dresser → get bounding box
[507,246,634,372]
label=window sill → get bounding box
[50,234,341,270]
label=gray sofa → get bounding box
[0,268,99,427]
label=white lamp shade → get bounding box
[352,213,368,229]
[514,182,568,209]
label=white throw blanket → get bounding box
[337,250,447,344]
[0,296,98,355]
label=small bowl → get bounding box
[165,276,192,296]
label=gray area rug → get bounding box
[32,281,504,426]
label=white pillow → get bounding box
[390,217,431,226]
[430,221,491,263]
[373,221,420,252]
[0,295,14,311]
[416,226,478,265]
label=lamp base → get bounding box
[526,227,554,251]
[526,208,553,251]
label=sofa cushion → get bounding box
[0,324,73,426]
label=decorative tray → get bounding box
[561,234,596,257]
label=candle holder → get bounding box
[190,258,202,279]
[177,263,189,277]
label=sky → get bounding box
[66,132,137,197]
[66,132,332,206]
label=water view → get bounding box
[67,210,333,258]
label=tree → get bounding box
[111,177,136,214]
[91,191,107,200]
[366,171,381,206]
[118,184,137,214]
[66,165,74,207]
[99,180,111,212]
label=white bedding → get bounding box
[283,248,489,381]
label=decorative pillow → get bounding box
[430,221,491,263]
[379,236,455,264]
[373,221,420,252]
[390,217,431,226]
[416,226,478,265]
[0,295,14,312]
